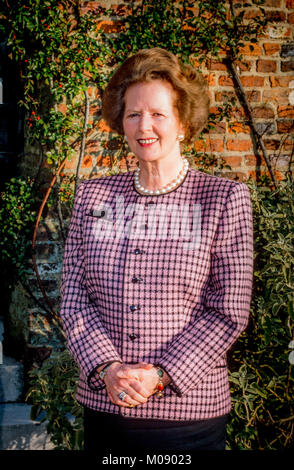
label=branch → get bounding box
[74,89,89,197]
[56,173,66,245]
[31,159,67,328]
[227,0,277,188]
[225,58,278,189]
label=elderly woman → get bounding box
[60,47,253,454]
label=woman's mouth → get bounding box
[137,138,158,147]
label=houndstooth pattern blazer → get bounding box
[60,167,254,421]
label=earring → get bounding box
[177,134,185,142]
[124,135,128,142]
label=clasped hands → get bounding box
[101,361,168,408]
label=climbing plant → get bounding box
[98,0,277,184]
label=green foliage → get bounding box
[100,0,267,64]
[26,349,83,450]
[0,0,106,169]
[226,176,294,449]
[0,176,38,284]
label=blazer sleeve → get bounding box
[156,182,254,397]
[59,180,122,391]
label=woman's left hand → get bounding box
[116,362,168,401]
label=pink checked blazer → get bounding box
[60,167,254,421]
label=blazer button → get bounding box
[132,276,143,283]
[129,333,139,341]
[130,305,140,312]
[134,249,145,255]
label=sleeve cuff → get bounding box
[153,363,182,397]
[87,360,122,391]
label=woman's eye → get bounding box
[129,113,139,118]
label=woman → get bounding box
[60,48,254,454]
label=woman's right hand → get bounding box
[102,362,152,408]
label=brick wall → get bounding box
[10,0,294,356]
[56,0,294,184]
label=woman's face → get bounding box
[122,80,185,164]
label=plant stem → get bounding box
[75,89,89,197]
[225,58,277,189]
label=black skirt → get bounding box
[83,406,228,454]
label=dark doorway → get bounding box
[0,37,24,190]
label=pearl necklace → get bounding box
[134,158,189,195]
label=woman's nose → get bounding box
[138,113,152,131]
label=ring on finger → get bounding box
[118,391,127,401]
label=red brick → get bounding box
[89,105,100,116]
[234,59,252,72]
[262,88,289,104]
[221,171,247,182]
[257,59,277,73]
[243,9,260,19]
[278,105,294,118]
[82,155,92,168]
[218,75,234,87]
[252,106,275,118]
[58,103,67,114]
[98,119,111,133]
[274,170,284,181]
[96,155,111,167]
[209,106,223,117]
[206,59,227,71]
[240,76,264,87]
[120,154,138,171]
[263,0,282,5]
[246,90,261,102]
[288,12,294,23]
[277,119,294,132]
[226,139,252,151]
[263,0,282,4]
[206,139,224,153]
[281,61,294,72]
[245,154,266,165]
[86,140,101,152]
[81,2,105,14]
[230,107,246,119]
[263,43,281,55]
[282,138,294,150]
[264,139,282,150]
[204,73,216,86]
[228,122,251,134]
[64,156,76,170]
[208,122,226,134]
[238,43,262,56]
[223,156,243,167]
[249,169,284,182]
[270,76,293,87]
[215,91,237,102]
[110,4,132,16]
[265,11,286,21]
[96,20,123,33]
[194,138,224,153]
